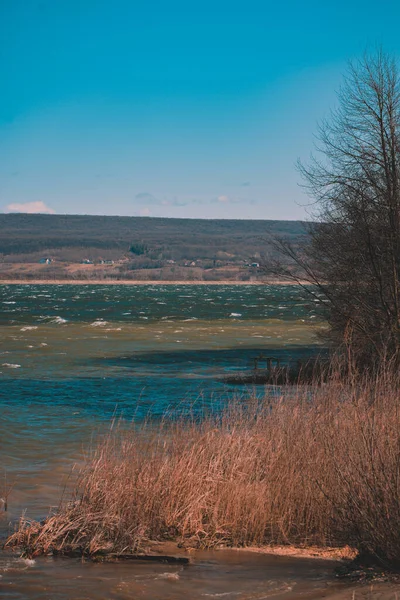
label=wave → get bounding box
[51,316,68,325]
[39,316,68,324]
[2,363,21,368]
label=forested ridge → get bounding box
[0,214,306,262]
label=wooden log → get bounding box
[105,553,191,564]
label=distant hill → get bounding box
[0,214,308,281]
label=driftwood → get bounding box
[105,553,190,564]
[80,551,191,564]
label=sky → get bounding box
[1,1,399,220]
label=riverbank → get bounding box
[0,278,301,285]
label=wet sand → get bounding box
[321,584,400,599]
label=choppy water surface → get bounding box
[0,283,350,599]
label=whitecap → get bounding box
[51,316,68,324]
[90,320,108,327]
[229,313,242,317]
[20,326,38,331]
[2,363,21,368]
[39,316,67,324]
[3,301,16,304]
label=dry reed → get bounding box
[6,367,400,565]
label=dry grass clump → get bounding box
[7,367,400,565]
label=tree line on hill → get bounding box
[0,215,306,274]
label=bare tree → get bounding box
[268,51,400,367]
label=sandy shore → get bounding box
[232,544,358,561]
[0,278,300,286]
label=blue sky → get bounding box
[1,0,399,220]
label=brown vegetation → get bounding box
[7,365,400,567]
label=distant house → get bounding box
[100,260,114,265]
[251,262,260,268]
[81,259,94,264]
[39,258,52,264]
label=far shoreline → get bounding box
[0,278,302,286]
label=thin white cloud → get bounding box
[135,192,160,204]
[6,201,55,214]
[211,194,257,205]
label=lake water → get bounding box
[0,283,355,599]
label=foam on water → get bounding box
[39,315,68,324]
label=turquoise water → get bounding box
[0,283,325,516]
[0,283,340,600]
[0,283,322,325]
[0,283,324,421]
[0,284,325,514]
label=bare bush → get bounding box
[269,51,400,368]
